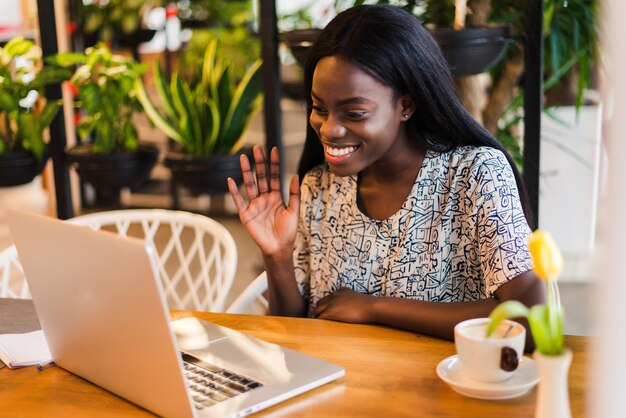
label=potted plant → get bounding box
[487,230,570,418]
[49,44,159,204]
[135,38,262,195]
[0,36,71,187]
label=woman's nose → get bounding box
[319,115,346,140]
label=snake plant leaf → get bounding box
[177,112,195,154]
[201,38,218,88]
[216,63,234,125]
[202,97,220,155]
[134,78,184,143]
[219,59,263,154]
[16,112,45,159]
[171,74,201,152]
[154,63,177,122]
[486,300,529,337]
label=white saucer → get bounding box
[436,355,540,400]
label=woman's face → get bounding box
[309,56,413,177]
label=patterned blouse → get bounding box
[293,146,533,313]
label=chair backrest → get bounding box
[226,271,268,315]
[0,245,29,299]
[67,209,238,312]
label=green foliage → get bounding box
[136,39,263,156]
[49,44,146,154]
[80,0,162,42]
[180,28,259,86]
[487,297,565,355]
[0,36,71,159]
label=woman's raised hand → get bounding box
[228,145,300,256]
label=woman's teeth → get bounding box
[326,146,356,157]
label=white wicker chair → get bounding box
[226,271,268,315]
[67,209,237,312]
[1,209,238,313]
[0,245,29,299]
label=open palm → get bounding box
[228,146,300,256]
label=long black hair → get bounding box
[296,4,534,227]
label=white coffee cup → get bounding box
[454,318,526,383]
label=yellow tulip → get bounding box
[527,230,563,282]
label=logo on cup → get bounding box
[454,318,526,383]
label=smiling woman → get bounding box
[227,4,545,344]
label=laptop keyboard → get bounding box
[182,353,263,410]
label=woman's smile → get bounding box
[324,145,359,163]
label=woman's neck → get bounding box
[357,142,427,220]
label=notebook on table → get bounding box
[5,208,344,418]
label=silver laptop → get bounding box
[5,208,344,418]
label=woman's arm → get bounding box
[314,270,545,349]
[228,145,307,317]
[263,252,308,317]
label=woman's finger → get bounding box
[287,175,300,213]
[253,145,269,194]
[227,177,247,214]
[269,147,282,192]
[240,153,258,200]
[313,294,331,317]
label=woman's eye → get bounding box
[345,111,366,120]
[311,105,328,115]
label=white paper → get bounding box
[0,330,52,369]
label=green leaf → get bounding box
[153,63,177,122]
[121,119,139,151]
[202,97,220,155]
[77,115,97,141]
[5,36,33,57]
[30,66,73,88]
[201,38,219,88]
[528,305,553,354]
[216,64,233,124]
[78,83,102,115]
[0,90,18,112]
[17,112,45,159]
[39,100,61,129]
[171,74,200,147]
[219,59,263,153]
[45,52,86,67]
[486,300,529,337]
[134,78,184,143]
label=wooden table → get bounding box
[0,311,589,417]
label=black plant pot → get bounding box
[281,29,322,69]
[164,147,253,195]
[66,144,159,192]
[0,150,48,187]
[428,26,511,76]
